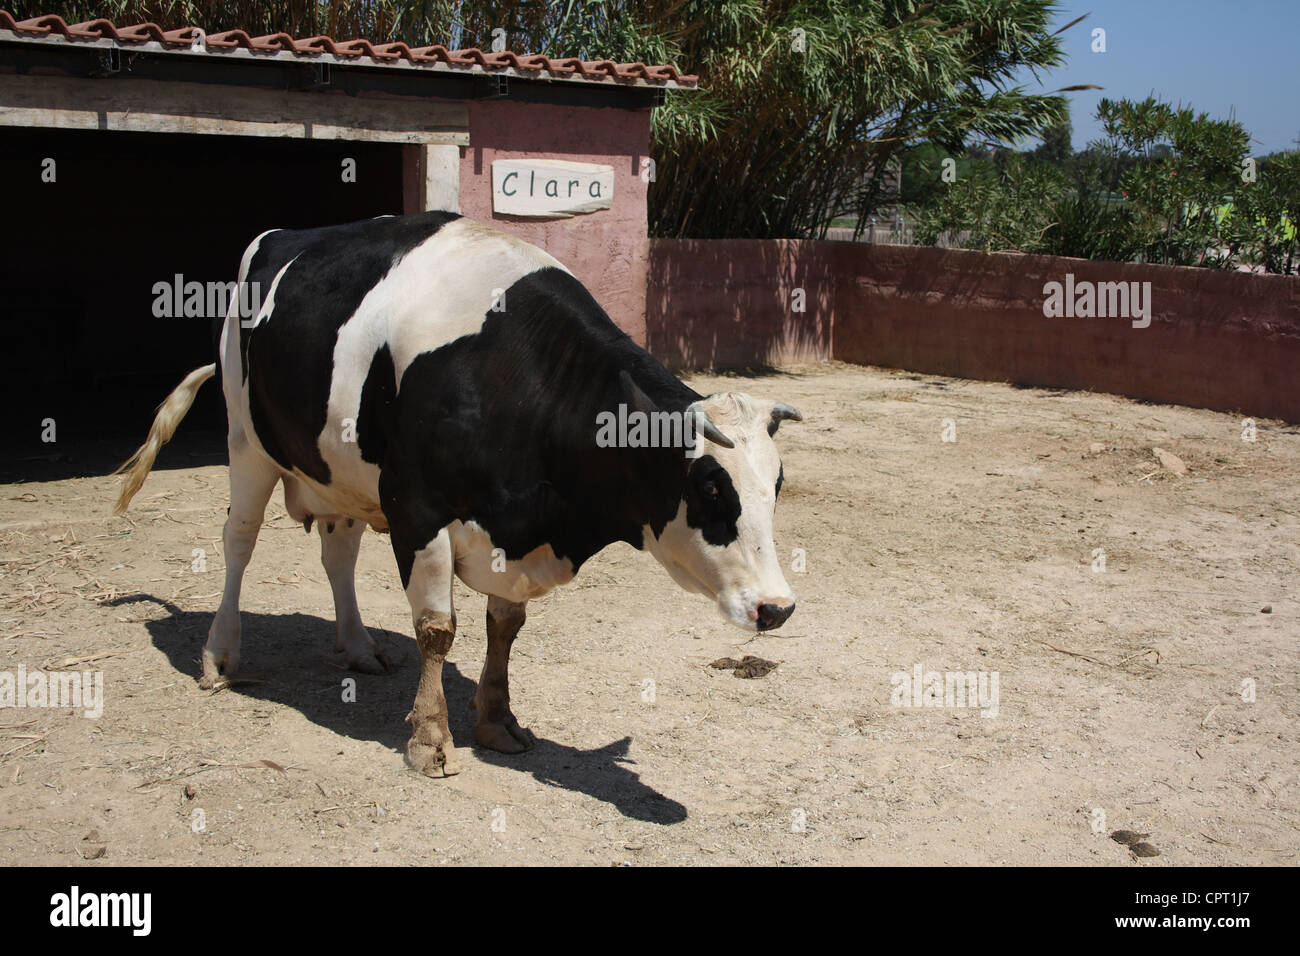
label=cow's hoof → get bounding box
[405,738,461,777]
[337,627,387,674]
[199,647,238,689]
[344,646,388,675]
[475,717,536,754]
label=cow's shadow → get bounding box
[113,594,686,825]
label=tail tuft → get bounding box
[113,363,217,514]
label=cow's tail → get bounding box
[113,363,218,515]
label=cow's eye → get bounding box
[685,457,742,545]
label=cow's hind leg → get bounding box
[401,528,460,777]
[318,518,386,674]
[201,446,280,688]
[473,596,536,753]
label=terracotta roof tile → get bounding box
[0,10,697,88]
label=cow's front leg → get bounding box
[473,596,536,753]
[401,528,460,777]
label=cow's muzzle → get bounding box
[755,601,795,631]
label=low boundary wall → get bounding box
[647,239,1300,422]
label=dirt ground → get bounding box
[1,362,1296,866]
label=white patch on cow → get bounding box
[315,316,386,511]
[246,254,300,330]
[405,528,455,618]
[220,227,279,378]
[239,228,280,283]
[450,520,574,601]
[220,229,282,460]
[284,470,385,530]
[381,218,570,385]
[215,236,302,482]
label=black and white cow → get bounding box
[115,211,803,776]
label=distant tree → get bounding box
[639,0,1074,239]
[899,144,981,207]
[1030,113,1074,170]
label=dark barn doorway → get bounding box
[0,128,404,481]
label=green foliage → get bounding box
[1037,190,1139,261]
[912,154,1064,252]
[1225,151,1300,274]
[646,0,1071,238]
[1094,96,1251,267]
[900,143,979,206]
[906,93,1300,273]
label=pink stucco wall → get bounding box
[456,98,652,345]
[648,238,1300,423]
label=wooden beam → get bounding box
[0,74,469,145]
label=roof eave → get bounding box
[0,30,699,92]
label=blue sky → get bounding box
[1023,0,1298,155]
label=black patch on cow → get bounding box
[775,462,784,499]
[356,344,397,466]
[239,211,461,482]
[372,266,701,589]
[684,455,742,546]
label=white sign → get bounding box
[491,159,614,218]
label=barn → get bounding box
[0,10,693,465]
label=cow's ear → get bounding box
[619,369,659,416]
[768,401,803,436]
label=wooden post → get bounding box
[404,144,461,214]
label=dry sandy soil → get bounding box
[1,362,1296,866]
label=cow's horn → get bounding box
[771,402,803,423]
[620,369,659,416]
[690,406,735,449]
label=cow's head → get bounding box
[643,391,803,632]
